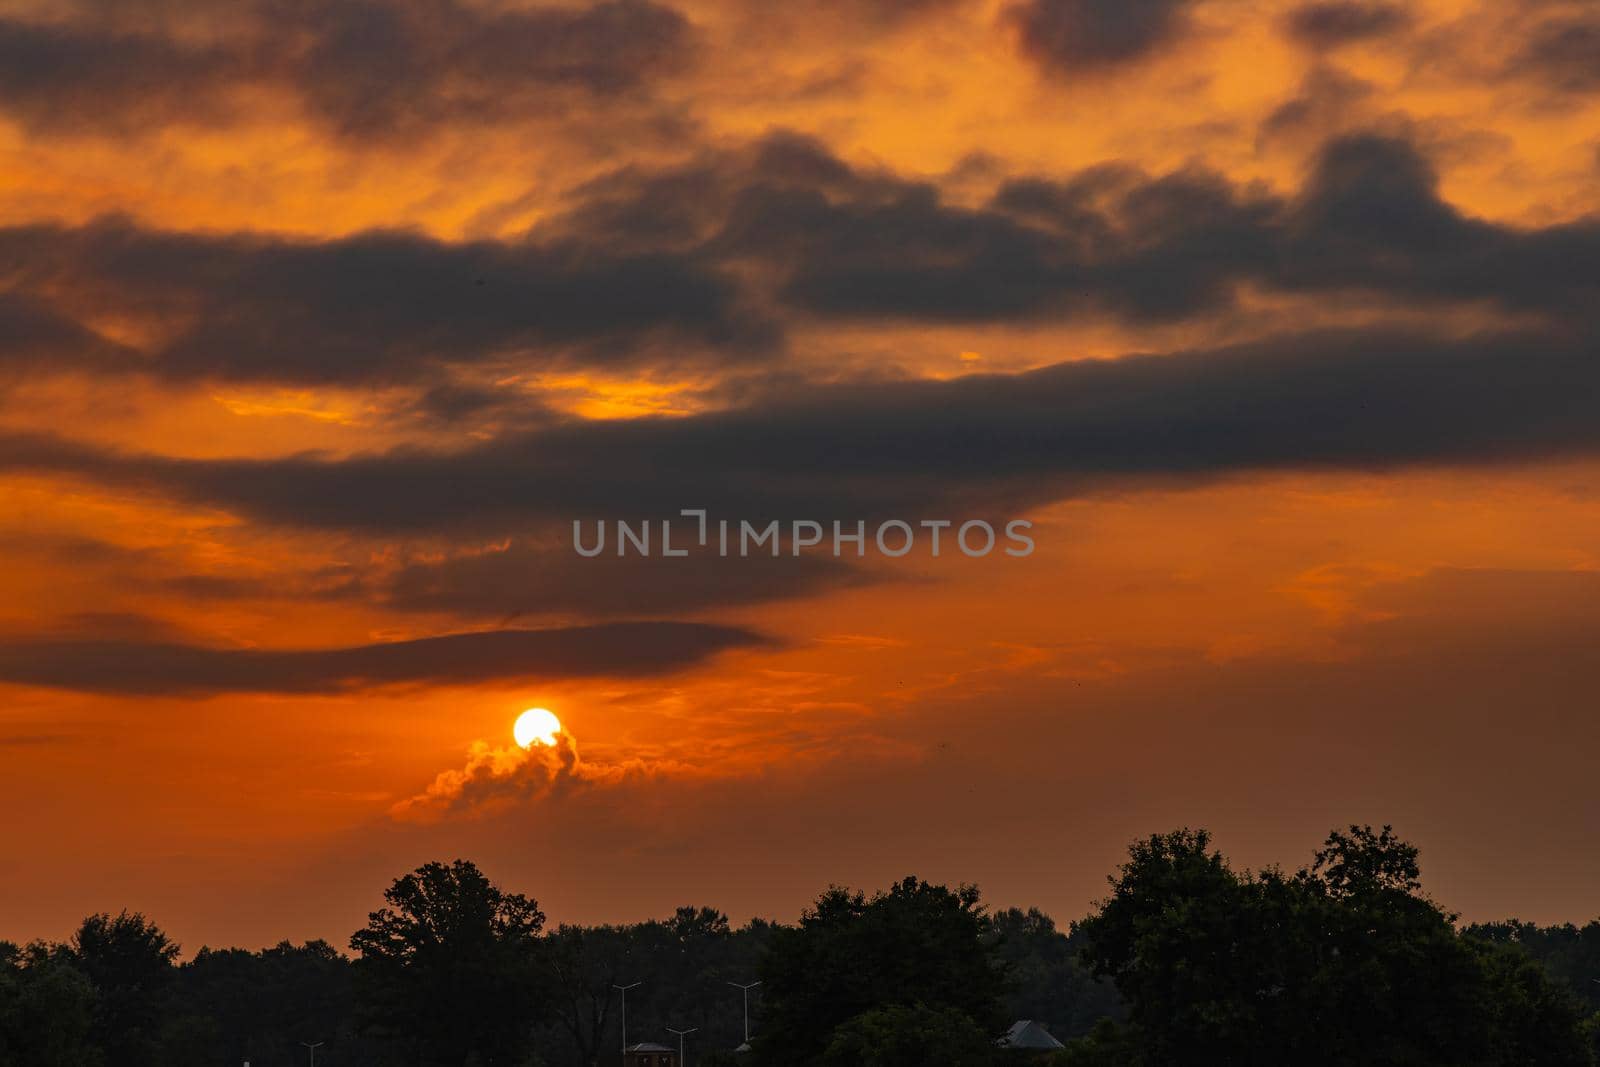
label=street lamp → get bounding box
[726,980,761,1047]
[667,1026,698,1067]
[614,981,642,1056]
[300,1041,324,1067]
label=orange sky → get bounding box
[3,0,1600,952]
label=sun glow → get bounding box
[513,707,562,748]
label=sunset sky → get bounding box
[3,0,1599,952]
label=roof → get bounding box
[626,1042,675,1053]
[1000,1020,1065,1050]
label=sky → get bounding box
[2,0,1599,953]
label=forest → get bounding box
[3,825,1597,1066]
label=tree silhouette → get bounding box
[1070,825,1592,1066]
[179,939,361,1063]
[988,906,1122,1041]
[755,876,1007,1065]
[823,1001,1000,1066]
[349,859,546,1065]
[0,940,102,1067]
[69,911,178,1067]
[3,835,1596,1065]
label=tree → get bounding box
[988,906,1121,1041]
[350,859,547,1065]
[0,940,102,1067]
[69,911,178,1067]
[539,908,771,1066]
[1311,823,1421,897]
[177,939,363,1064]
[1463,918,1600,1014]
[1070,825,1593,1067]
[755,876,1007,1065]
[542,922,636,1067]
[823,1002,1000,1067]
[1468,938,1594,1067]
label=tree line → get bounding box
[3,825,1597,1065]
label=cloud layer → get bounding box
[0,621,767,696]
[4,131,1595,400]
[0,0,695,139]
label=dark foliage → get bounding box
[754,876,1009,1066]
[348,859,547,1065]
[1068,825,1593,1066]
[2,828,1595,1065]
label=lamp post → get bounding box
[726,980,761,1046]
[300,1041,324,1067]
[667,1026,698,1067]
[614,981,642,1057]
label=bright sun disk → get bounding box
[513,707,562,748]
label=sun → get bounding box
[513,707,562,748]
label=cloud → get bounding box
[582,129,1596,331]
[0,0,696,139]
[287,0,696,139]
[4,324,1598,536]
[0,217,773,387]
[1506,11,1600,95]
[761,131,1599,325]
[0,621,770,696]
[0,17,238,136]
[7,131,1597,393]
[1283,3,1410,49]
[381,540,879,620]
[1003,0,1196,74]
[1258,65,1377,145]
[389,730,666,822]
[841,0,967,23]
[0,292,132,377]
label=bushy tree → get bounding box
[0,940,102,1067]
[1464,918,1600,1013]
[989,906,1122,1040]
[823,1001,1000,1066]
[177,939,363,1063]
[755,876,1007,1065]
[69,911,179,1067]
[1069,826,1592,1067]
[350,859,546,1065]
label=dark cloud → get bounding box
[0,621,769,696]
[765,159,1278,323]
[4,324,1598,534]
[732,132,1600,326]
[1284,2,1410,49]
[413,383,549,423]
[381,541,880,619]
[0,217,773,385]
[1258,65,1376,144]
[1507,12,1600,94]
[0,292,133,376]
[282,0,695,139]
[8,132,1596,391]
[790,0,967,30]
[0,525,874,622]
[0,0,694,139]
[851,0,966,20]
[1004,0,1195,73]
[0,18,238,135]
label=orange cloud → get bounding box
[389,729,692,823]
